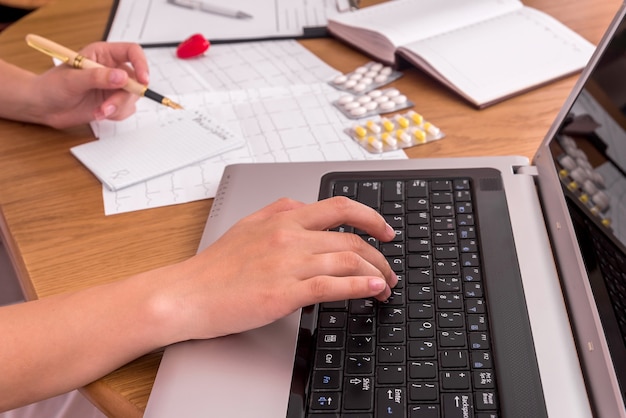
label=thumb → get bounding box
[105,68,129,89]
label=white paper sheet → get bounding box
[91,40,408,215]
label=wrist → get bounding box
[130,262,195,348]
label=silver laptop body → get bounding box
[145,4,626,417]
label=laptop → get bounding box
[144,4,626,417]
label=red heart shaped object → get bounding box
[176,34,210,59]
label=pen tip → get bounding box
[163,98,184,110]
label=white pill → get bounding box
[345,79,357,88]
[592,172,606,189]
[375,95,390,103]
[364,101,378,110]
[350,107,368,117]
[592,191,610,212]
[333,75,347,85]
[343,101,361,110]
[368,89,383,98]
[360,77,373,85]
[338,94,354,104]
[569,167,588,184]
[349,73,363,81]
[392,95,408,104]
[381,66,393,75]
[582,179,599,196]
[380,101,396,111]
[365,71,379,78]
[357,95,372,104]
[370,62,383,71]
[560,135,576,148]
[558,155,577,171]
[374,74,389,83]
[385,88,401,97]
[353,83,368,93]
[354,66,368,74]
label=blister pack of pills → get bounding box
[346,110,444,153]
[330,61,402,94]
[333,88,413,119]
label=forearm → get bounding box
[0,59,42,125]
[0,265,179,412]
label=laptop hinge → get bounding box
[514,165,539,176]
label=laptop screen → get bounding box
[550,15,626,404]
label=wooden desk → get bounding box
[0,0,621,416]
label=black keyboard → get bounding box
[287,169,549,418]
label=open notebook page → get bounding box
[327,0,522,64]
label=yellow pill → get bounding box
[394,115,410,129]
[381,118,395,132]
[353,125,367,138]
[396,129,412,144]
[424,122,440,136]
[366,135,383,151]
[412,128,426,143]
[366,120,381,134]
[381,132,397,147]
[579,194,589,204]
[558,169,568,178]
[408,111,423,126]
[602,217,611,227]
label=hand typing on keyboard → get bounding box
[0,195,398,411]
[162,196,399,340]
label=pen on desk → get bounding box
[167,0,253,19]
[25,34,184,110]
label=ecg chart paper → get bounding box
[91,41,408,215]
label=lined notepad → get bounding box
[71,111,244,191]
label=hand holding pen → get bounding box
[22,35,181,129]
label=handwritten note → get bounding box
[73,110,243,191]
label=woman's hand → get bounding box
[152,196,398,342]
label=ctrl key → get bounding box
[310,391,340,412]
[376,387,406,417]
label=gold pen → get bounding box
[25,34,183,110]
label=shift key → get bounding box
[343,377,373,410]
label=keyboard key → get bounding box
[345,355,374,375]
[409,361,437,379]
[310,392,341,411]
[442,393,473,418]
[409,382,438,402]
[312,370,342,390]
[409,405,439,418]
[442,371,471,390]
[376,388,406,417]
[475,391,498,410]
[378,345,405,363]
[440,350,468,368]
[377,365,405,384]
[343,376,374,410]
